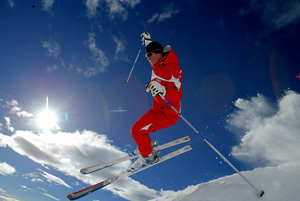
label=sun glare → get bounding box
[36,96,58,131]
[36,110,57,131]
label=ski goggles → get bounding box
[145,49,162,57]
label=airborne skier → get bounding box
[68,33,264,200]
[67,33,189,200]
[130,32,183,169]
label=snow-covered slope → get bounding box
[150,91,300,201]
[151,162,300,201]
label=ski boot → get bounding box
[128,141,160,172]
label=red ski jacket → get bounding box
[150,46,182,113]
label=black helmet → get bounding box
[146,41,163,54]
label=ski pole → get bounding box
[125,42,144,85]
[159,95,265,198]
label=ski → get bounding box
[67,145,192,200]
[80,136,190,174]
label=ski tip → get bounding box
[184,136,191,141]
[67,193,74,200]
[67,193,86,200]
[258,190,265,198]
[185,145,192,151]
[80,169,87,174]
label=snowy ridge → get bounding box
[151,162,300,201]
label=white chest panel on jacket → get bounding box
[151,70,182,90]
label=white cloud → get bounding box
[241,0,300,29]
[42,0,55,15]
[106,0,127,20]
[41,40,63,73]
[113,36,129,62]
[0,162,16,176]
[227,94,276,136]
[42,40,61,58]
[43,193,59,201]
[6,100,34,118]
[23,172,44,183]
[148,3,180,24]
[0,195,20,201]
[47,65,58,73]
[113,36,125,54]
[85,0,141,21]
[38,187,47,192]
[38,169,72,189]
[41,43,66,74]
[79,33,109,78]
[85,0,100,18]
[0,133,7,147]
[7,0,15,9]
[4,117,14,132]
[20,185,33,192]
[0,130,161,200]
[227,90,300,166]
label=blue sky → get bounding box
[0,0,300,200]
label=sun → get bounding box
[36,110,57,131]
[36,96,58,131]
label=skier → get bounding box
[130,32,183,170]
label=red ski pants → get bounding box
[131,107,179,157]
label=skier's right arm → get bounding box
[141,32,152,46]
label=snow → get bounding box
[151,162,300,201]
[150,91,300,201]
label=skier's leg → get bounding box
[131,108,179,157]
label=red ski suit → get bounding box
[131,46,182,157]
